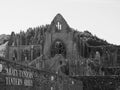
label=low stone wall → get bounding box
[0,57,83,90]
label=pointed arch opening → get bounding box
[51,40,66,58]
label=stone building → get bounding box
[2,13,120,90]
[6,13,120,77]
[26,13,101,76]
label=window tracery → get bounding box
[56,22,61,30]
[51,40,66,58]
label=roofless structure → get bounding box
[0,14,120,90]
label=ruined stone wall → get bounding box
[8,45,42,64]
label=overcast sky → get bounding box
[0,0,120,45]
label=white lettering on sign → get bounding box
[6,68,18,76]
[24,79,33,86]
[5,67,33,86]
[5,67,33,78]
[6,77,22,85]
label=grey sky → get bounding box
[0,0,120,45]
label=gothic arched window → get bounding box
[51,40,66,58]
[56,22,62,30]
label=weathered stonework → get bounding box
[6,14,101,76]
[42,14,83,76]
[2,13,120,90]
[6,14,120,78]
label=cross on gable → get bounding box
[56,22,61,30]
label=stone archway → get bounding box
[51,40,66,58]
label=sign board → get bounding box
[5,67,33,86]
